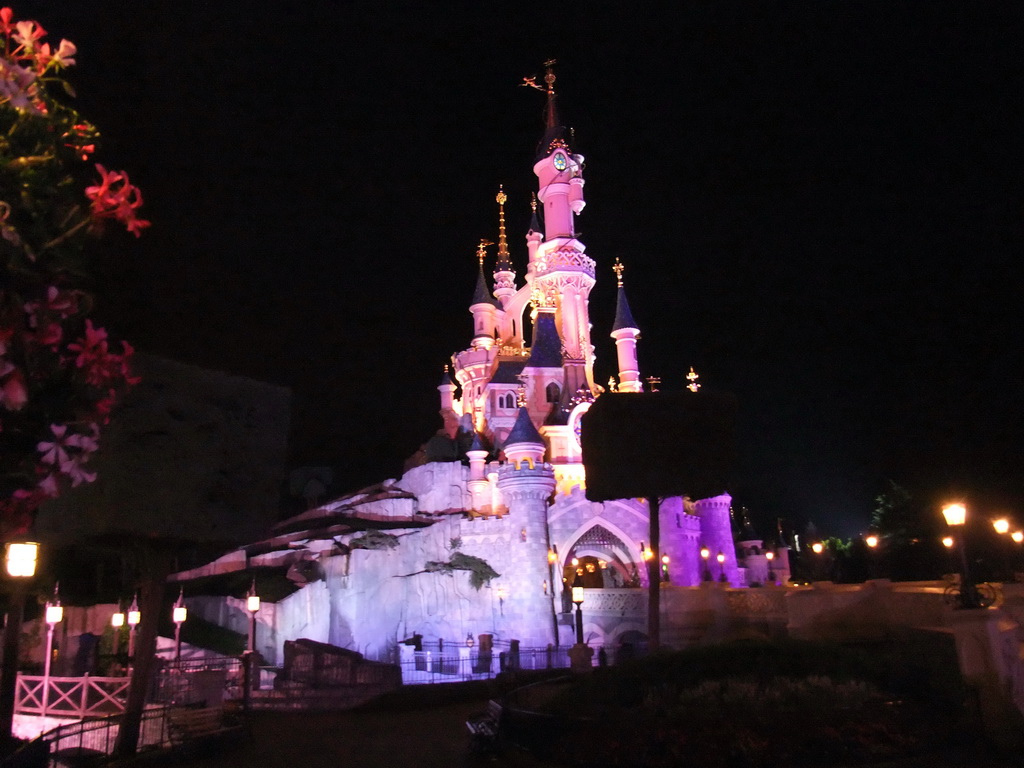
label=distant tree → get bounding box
[869,480,944,581]
[38,355,290,756]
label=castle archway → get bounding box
[560,523,639,589]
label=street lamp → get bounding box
[993,518,1010,535]
[126,594,141,662]
[246,580,260,653]
[811,541,824,554]
[942,503,983,609]
[716,551,726,583]
[571,573,584,645]
[765,550,776,584]
[111,607,124,661]
[2,541,39,742]
[660,554,670,583]
[700,545,712,582]
[172,589,187,660]
[42,585,64,719]
[865,535,879,549]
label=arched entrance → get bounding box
[561,524,639,590]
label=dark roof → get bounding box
[438,368,455,387]
[526,312,562,368]
[505,406,544,447]
[471,264,499,307]
[491,360,527,384]
[612,284,639,332]
[528,208,542,234]
[469,431,485,452]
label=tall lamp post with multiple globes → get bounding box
[700,545,712,582]
[1,542,39,743]
[941,503,983,609]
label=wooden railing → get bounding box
[15,675,129,718]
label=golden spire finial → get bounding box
[613,258,625,288]
[543,59,557,95]
[476,239,492,266]
[531,192,537,213]
[496,185,509,259]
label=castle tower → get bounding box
[694,494,738,585]
[469,240,499,350]
[529,63,597,390]
[609,258,643,393]
[497,407,557,646]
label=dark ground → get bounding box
[128,691,1019,768]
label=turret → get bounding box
[609,258,643,393]
[466,431,490,512]
[497,404,557,646]
[438,365,459,438]
[526,193,543,270]
[469,240,499,349]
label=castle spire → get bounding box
[470,239,499,349]
[543,59,558,131]
[610,258,643,392]
[493,187,516,305]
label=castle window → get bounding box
[500,393,515,409]
[546,383,560,403]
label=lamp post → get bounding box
[126,593,140,658]
[1,541,39,744]
[246,580,260,654]
[172,589,187,661]
[765,550,776,584]
[942,503,983,609]
[700,545,712,582]
[571,574,584,645]
[716,551,726,583]
[42,585,64,720]
[111,608,124,662]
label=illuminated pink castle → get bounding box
[177,66,788,664]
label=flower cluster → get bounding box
[2,7,145,537]
[0,7,75,114]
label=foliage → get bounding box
[871,480,914,538]
[349,531,399,551]
[538,639,972,768]
[424,551,499,590]
[1,7,147,538]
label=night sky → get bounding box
[18,2,1023,537]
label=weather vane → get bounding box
[613,258,625,288]
[476,238,493,265]
[521,58,557,94]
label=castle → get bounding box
[177,66,790,665]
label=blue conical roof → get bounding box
[505,406,544,447]
[471,264,499,307]
[527,312,562,368]
[612,284,639,332]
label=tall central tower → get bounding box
[529,63,596,393]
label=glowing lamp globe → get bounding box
[247,594,261,613]
[865,535,879,548]
[45,604,64,625]
[765,551,774,561]
[811,542,824,554]
[993,518,1010,535]
[173,605,187,624]
[716,551,725,565]
[942,503,967,527]
[5,542,39,578]
[942,536,955,549]
[1013,531,1024,544]
[700,546,710,560]
[112,612,125,628]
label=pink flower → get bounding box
[0,57,39,111]
[61,454,96,486]
[85,164,150,237]
[0,365,27,411]
[37,473,59,497]
[38,423,71,467]
[12,19,45,53]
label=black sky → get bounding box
[19,1,1024,537]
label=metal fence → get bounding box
[396,642,631,684]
